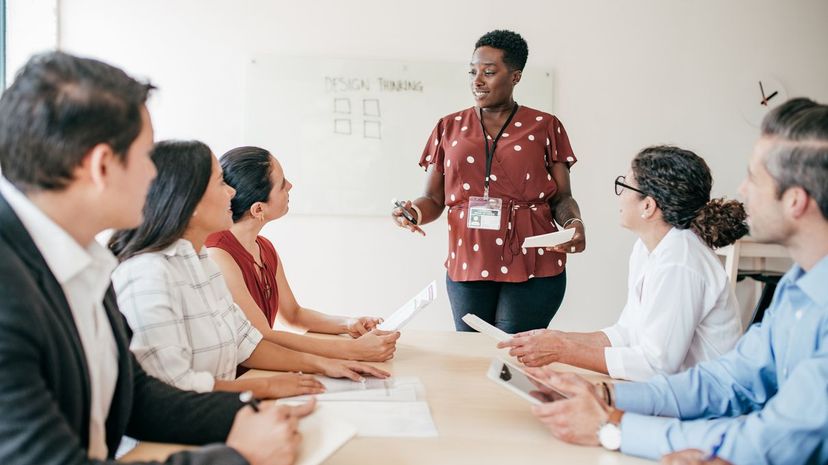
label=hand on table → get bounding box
[318,358,391,382]
[662,449,732,465]
[261,372,325,399]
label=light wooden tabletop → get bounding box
[120,330,654,464]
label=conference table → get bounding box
[121,331,654,464]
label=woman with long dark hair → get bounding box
[205,146,399,362]
[109,140,388,399]
[499,146,747,381]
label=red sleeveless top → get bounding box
[206,230,280,327]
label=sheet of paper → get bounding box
[310,401,438,438]
[297,406,357,465]
[521,228,575,248]
[284,376,424,403]
[377,280,437,331]
[462,313,512,342]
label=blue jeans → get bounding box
[446,271,567,334]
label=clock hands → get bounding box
[759,81,779,106]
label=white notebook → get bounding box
[296,406,357,465]
[521,228,575,248]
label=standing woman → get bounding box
[393,30,585,333]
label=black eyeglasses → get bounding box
[614,175,649,197]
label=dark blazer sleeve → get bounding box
[126,351,244,445]
[0,250,247,465]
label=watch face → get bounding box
[599,424,622,451]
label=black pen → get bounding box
[393,200,418,225]
[239,390,261,412]
[705,432,726,460]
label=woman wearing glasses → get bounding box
[499,145,747,381]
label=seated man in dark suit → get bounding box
[0,51,314,465]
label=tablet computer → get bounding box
[377,281,437,331]
[486,358,567,405]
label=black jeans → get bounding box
[446,271,567,334]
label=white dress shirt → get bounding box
[113,238,262,393]
[0,177,118,460]
[601,228,742,381]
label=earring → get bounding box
[640,213,646,218]
[193,211,198,217]
[259,215,265,222]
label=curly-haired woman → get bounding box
[499,145,748,381]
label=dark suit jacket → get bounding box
[0,192,249,465]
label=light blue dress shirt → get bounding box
[615,255,828,465]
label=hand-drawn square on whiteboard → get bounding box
[363,98,381,117]
[334,119,352,135]
[364,120,381,139]
[334,98,351,114]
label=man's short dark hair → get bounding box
[475,30,529,71]
[761,98,828,220]
[0,51,155,192]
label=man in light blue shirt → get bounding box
[529,97,828,465]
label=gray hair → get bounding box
[760,98,828,220]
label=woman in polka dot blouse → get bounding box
[392,29,585,333]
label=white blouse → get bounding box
[601,228,742,381]
[113,239,262,393]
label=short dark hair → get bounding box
[760,97,828,220]
[632,145,748,248]
[108,140,213,262]
[220,146,274,222]
[0,51,155,192]
[474,30,529,71]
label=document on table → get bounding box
[377,280,437,331]
[297,406,357,465]
[312,401,438,438]
[280,376,437,437]
[521,228,575,248]
[284,376,424,402]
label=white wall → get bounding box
[8,0,828,331]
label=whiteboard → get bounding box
[244,56,554,216]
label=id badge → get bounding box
[467,196,503,230]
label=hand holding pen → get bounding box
[391,199,426,236]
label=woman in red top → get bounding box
[207,147,399,362]
[393,30,586,333]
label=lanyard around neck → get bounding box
[480,102,519,197]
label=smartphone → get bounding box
[486,358,567,405]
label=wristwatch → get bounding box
[598,408,624,451]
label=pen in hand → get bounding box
[705,432,726,461]
[393,199,418,225]
[239,390,261,412]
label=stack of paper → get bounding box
[281,376,438,438]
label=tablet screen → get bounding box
[495,361,566,403]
